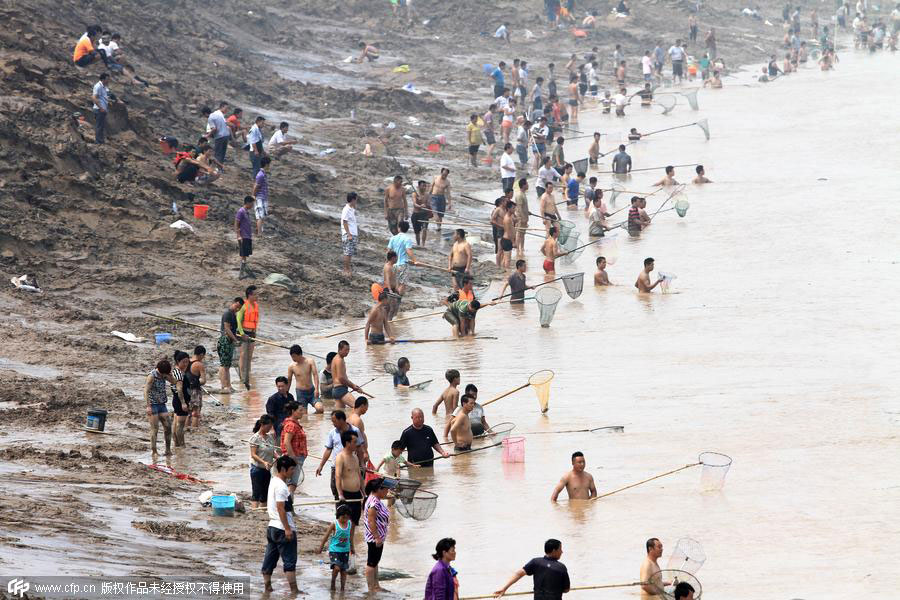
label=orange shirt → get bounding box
[459,288,474,302]
[73,37,94,63]
[226,114,241,130]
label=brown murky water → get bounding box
[204,49,900,599]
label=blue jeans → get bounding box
[93,108,107,144]
[516,144,528,165]
[250,151,262,177]
[214,136,229,163]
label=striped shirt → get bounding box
[170,367,183,399]
[628,205,641,229]
[363,495,389,542]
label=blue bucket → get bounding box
[211,495,235,517]
[155,333,172,345]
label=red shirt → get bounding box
[226,115,241,130]
[281,417,308,457]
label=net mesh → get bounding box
[573,157,589,174]
[696,118,710,140]
[395,489,438,520]
[698,451,732,491]
[535,287,563,328]
[560,234,583,265]
[658,272,677,294]
[479,421,516,443]
[598,233,619,265]
[529,369,554,412]
[561,272,585,299]
[557,220,576,245]
[388,478,422,502]
[384,362,399,375]
[648,569,703,600]
[665,538,707,575]
[408,379,432,391]
[681,88,700,110]
[656,94,677,115]
[473,279,491,297]
[609,183,625,204]
[674,198,691,217]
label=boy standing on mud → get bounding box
[235,196,254,279]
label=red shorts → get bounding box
[543,259,554,273]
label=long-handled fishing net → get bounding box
[561,272,584,299]
[395,489,438,520]
[481,370,554,413]
[680,88,700,110]
[649,570,703,599]
[438,421,517,448]
[695,117,710,140]
[609,183,625,204]
[598,233,620,265]
[535,287,563,328]
[523,425,624,435]
[557,219,576,245]
[593,451,733,500]
[461,580,649,599]
[572,157,589,173]
[408,379,432,391]
[666,538,707,575]
[384,361,400,375]
[385,477,421,502]
[559,233,583,266]
[674,197,691,217]
[643,119,709,141]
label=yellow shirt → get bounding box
[467,122,483,146]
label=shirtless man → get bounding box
[498,200,516,269]
[653,165,679,187]
[335,430,364,551]
[384,175,408,235]
[448,394,477,450]
[430,168,452,231]
[692,164,712,184]
[514,178,529,255]
[539,182,560,231]
[588,132,602,167]
[448,229,472,290]
[411,180,432,246]
[347,397,369,460]
[364,290,396,345]
[594,256,611,286]
[331,341,367,409]
[287,344,322,415]
[541,226,562,275]
[550,451,598,501]
[635,257,662,293]
[640,538,664,599]
[638,198,652,228]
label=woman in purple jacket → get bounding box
[424,537,457,600]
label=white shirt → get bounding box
[268,129,286,149]
[208,110,230,139]
[341,204,358,236]
[668,45,685,61]
[494,95,509,110]
[538,165,558,186]
[642,55,652,74]
[588,65,598,86]
[494,24,508,38]
[267,476,294,530]
[324,424,362,462]
[614,93,627,107]
[247,123,263,146]
[500,152,516,177]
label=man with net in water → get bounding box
[550,451,597,501]
[494,539,570,599]
[448,394,477,451]
[635,257,662,293]
[640,538,664,599]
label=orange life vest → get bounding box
[243,300,259,331]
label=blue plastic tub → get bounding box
[211,495,235,517]
[155,333,172,345]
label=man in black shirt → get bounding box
[495,539,570,600]
[216,297,244,393]
[497,259,531,304]
[398,408,449,467]
[265,376,294,439]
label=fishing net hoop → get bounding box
[561,272,585,299]
[384,361,399,375]
[395,489,438,520]
[408,379,432,391]
[696,118,710,140]
[480,421,517,442]
[609,183,625,203]
[656,94,677,115]
[535,287,563,328]
[592,425,625,433]
[658,272,677,294]
[698,451,732,491]
[680,88,700,110]
[674,198,691,217]
[528,369,555,413]
[666,537,707,575]
[386,477,422,502]
[648,569,703,600]
[573,157,589,174]
[560,234,583,265]
[557,220,576,245]
[598,233,620,265]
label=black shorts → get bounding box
[411,211,430,233]
[239,238,252,257]
[451,267,466,288]
[468,144,480,156]
[500,238,513,251]
[172,394,190,417]
[339,491,363,525]
[367,542,384,567]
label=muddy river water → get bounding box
[200,48,900,599]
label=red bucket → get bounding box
[193,204,209,219]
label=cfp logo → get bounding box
[7,578,30,598]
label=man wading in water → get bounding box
[448,394,476,450]
[331,340,367,409]
[448,229,472,290]
[640,538,664,599]
[635,257,662,293]
[550,451,598,501]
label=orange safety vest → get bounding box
[459,288,474,302]
[243,300,259,331]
